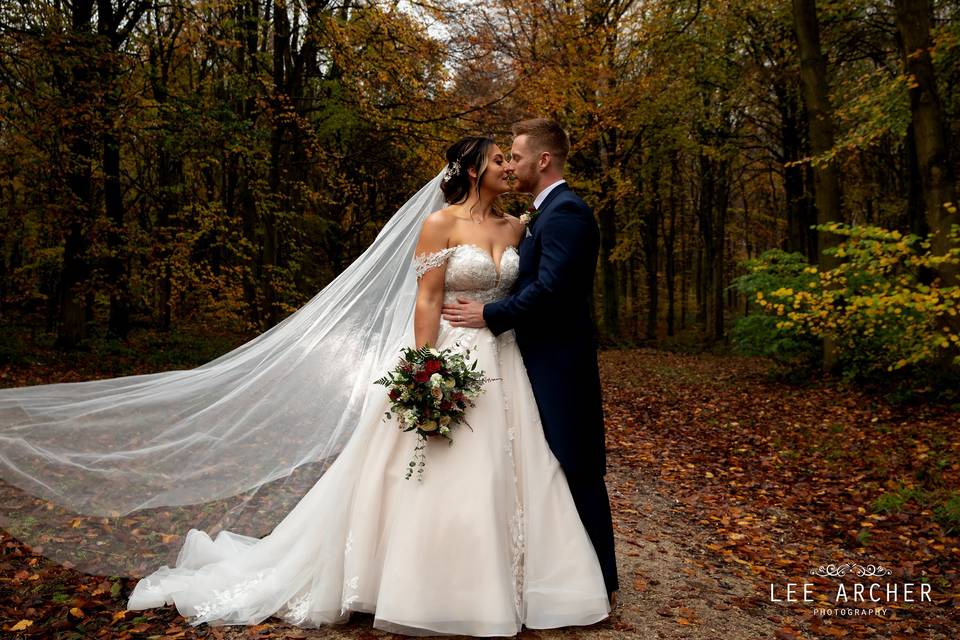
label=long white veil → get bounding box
[0,171,447,577]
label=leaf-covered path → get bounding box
[2,349,958,639]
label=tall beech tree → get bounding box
[791,0,843,270]
[894,0,958,288]
[791,0,843,368]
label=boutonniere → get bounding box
[519,206,540,225]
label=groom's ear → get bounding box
[538,151,552,170]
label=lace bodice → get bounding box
[414,244,519,304]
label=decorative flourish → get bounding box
[809,562,893,578]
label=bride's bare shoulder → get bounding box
[418,206,457,244]
[422,206,460,229]
[427,205,462,222]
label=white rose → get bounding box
[429,373,443,386]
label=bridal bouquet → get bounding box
[374,343,491,481]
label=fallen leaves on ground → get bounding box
[600,348,959,639]
[1,345,958,638]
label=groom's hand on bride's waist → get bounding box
[441,298,487,328]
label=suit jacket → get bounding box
[483,183,606,476]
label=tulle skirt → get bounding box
[126,323,610,636]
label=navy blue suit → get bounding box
[483,183,618,596]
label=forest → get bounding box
[0,0,958,391]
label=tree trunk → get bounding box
[680,200,689,331]
[98,0,152,337]
[697,149,714,340]
[712,159,730,342]
[642,162,661,341]
[55,0,97,349]
[694,239,704,327]
[792,0,843,369]
[894,0,959,290]
[663,152,679,337]
[776,78,816,261]
[597,133,620,341]
[149,14,184,331]
[231,0,264,328]
[903,123,930,240]
[263,0,293,327]
[634,253,643,340]
[96,2,131,339]
[103,128,130,339]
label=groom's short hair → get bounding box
[512,118,570,165]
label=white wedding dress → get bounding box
[126,242,611,636]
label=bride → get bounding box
[0,135,611,636]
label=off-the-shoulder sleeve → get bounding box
[413,247,456,280]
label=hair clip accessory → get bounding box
[442,160,461,182]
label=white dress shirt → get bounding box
[533,179,566,210]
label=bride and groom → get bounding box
[20,117,618,635]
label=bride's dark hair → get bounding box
[440,135,496,205]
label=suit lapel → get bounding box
[535,182,570,216]
[516,183,570,287]
[528,182,569,236]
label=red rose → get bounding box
[414,370,430,383]
[388,389,400,401]
[424,359,441,374]
[440,401,452,411]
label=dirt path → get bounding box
[597,471,779,640]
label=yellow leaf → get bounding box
[11,620,33,631]
[69,607,85,618]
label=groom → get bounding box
[441,118,619,605]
